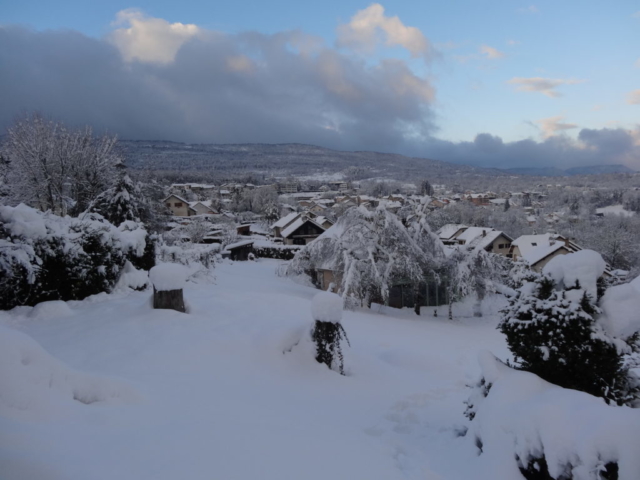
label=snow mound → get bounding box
[115,261,150,291]
[29,300,73,320]
[0,203,48,238]
[543,250,605,298]
[470,352,640,480]
[149,263,188,291]
[599,276,640,338]
[311,291,343,323]
[0,325,139,421]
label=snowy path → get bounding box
[0,260,510,480]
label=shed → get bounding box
[223,240,254,261]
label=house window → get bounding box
[498,244,504,249]
[531,242,537,246]
[175,202,183,207]
[166,203,171,208]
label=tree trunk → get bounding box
[153,287,186,313]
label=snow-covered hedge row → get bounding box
[252,245,301,260]
[0,204,152,309]
[465,352,640,480]
[156,242,219,270]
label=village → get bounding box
[161,178,630,302]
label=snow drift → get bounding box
[0,325,139,421]
[468,351,640,480]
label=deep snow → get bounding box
[0,259,625,480]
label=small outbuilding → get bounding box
[223,240,254,261]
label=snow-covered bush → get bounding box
[310,291,349,375]
[156,241,219,272]
[0,204,150,309]
[465,352,640,480]
[499,253,638,405]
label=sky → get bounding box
[1,1,639,169]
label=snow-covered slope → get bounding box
[0,260,633,479]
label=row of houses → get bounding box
[436,224,601,274]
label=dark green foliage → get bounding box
[311,320,350,375]
[0,209,152,310]
[463,377,492,421]
[499,276,636,405]
[129,233,156,271]
[517,455,618,480]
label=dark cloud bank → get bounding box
[0,25,638,170]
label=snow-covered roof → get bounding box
[436,224,467,240]
[280,217,325,239]
[456,227,493,244]
[512,234,558,257]
[224,240,254,251]
[163,194,190,204]
[467,229,508,252]
[271,212,300,229]
[521,242,566,266]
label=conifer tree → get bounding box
[499,275,638,405]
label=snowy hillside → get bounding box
[0,260,638,479]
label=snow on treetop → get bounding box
[542,250,605,298]
[599,275,640,338]
[0,203,48,238]
[311,291,343,323]
[149,263,188,291]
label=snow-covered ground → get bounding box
[595,204,635,217]
[0,259,601,480]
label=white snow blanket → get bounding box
[469,351,640,480]
[0,325,138,421]
[149,263,188,291]
[311,291,343,323]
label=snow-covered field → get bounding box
[0,259,626,480]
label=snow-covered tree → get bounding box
[288,206,440,310]
[499,271,638,406]
[444,247,508,319]
[89,160,144,226]
[2,113,119,215]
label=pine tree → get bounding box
[89,160,142,226]
[504,198,510,212]
[499,275,638,405]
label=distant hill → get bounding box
[121,141,508,181]
[502,164,636,177]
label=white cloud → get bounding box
[633,11,640,18]
[627,89,640,105]
[507,77,585,97]
[108,9,200,64]
[479,45,505,59]
[336,3,431,59]
[537,115,578,138]
[506,39,520,46]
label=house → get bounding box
[510,234,582,272]
[454,227,513,256]
[436,224,469,245]
[188,200,218,215]
[271,212,301,238]
[223,240,254,261]
[281,216,327,245]
[164,194,197,217]
[277,182,299,194]
[236,224,252,236]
